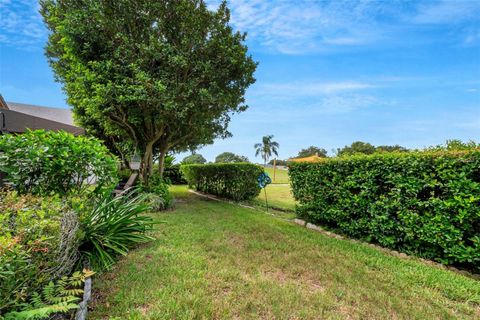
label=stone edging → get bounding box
[294,219,479,280]
[75,276,92,320]
[188,189,260,210]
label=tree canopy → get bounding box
[427,139,479,151]
[215,152,249,163]
[40,0,257,181]
[268,159,288,166]
[296,146,327,158]
[254,135,279,165]
[182,154,207,165]
[337,141,409,156]
[337,141,376,156]
[376,145,408,153]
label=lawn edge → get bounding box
[188,189,479,280]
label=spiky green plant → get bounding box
[79,191,156,271]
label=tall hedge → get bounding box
[181,163,263,201]
[289,150,480,271]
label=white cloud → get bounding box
[247,80,384,116]
[311,94,380,114]
[255,81,375,97]
[0,0,46,50]
[207,0,391,54]
[204,0,480,54]
[4,0,479,53]
[463,29,480,45]
[413,0,480,24]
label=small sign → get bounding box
[257,172,272,188]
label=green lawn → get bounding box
[253,184,296,212]
[90,186,480,319]
[263,167,289,184]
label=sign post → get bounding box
[273,158,277,182]
[257,172,272,211]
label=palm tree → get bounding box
[254,135,279,165]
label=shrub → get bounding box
[289,150,480,271]
[0,130,119,195]
[139,174,173,209]
[78,191,155,271]
[181,163,263,201]
[118,168,133,182]
[163,164,187,184]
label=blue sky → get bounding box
[1,0,479,162]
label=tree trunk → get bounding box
[141,141,154,183]
[158,149,167,178]
[156,136,169,178]
[117,149,130,169]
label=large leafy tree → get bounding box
[182,154,207,164]
[254,135,279,165]
[296,146,327,158]
[337,141,376,156]
[215,152,249,163]
[40,0,257,181]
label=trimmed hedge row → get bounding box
[289,150,480,271]
[181,163,263,201]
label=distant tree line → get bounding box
[215,152,249,163]
[182,139,478,165]
[336,141,408,157]
[181,151,249,164]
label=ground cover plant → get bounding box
[181,163,263,201]
[90,186,480,319]
[289,149,480,271]
[3,270,94,320]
